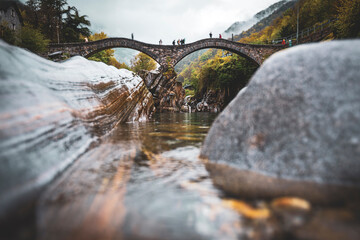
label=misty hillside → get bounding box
[224,0,297,41]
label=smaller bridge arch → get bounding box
[172,39,280,67]
[48,38,284,68]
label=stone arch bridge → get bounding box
[48,38,284,68]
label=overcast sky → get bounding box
[61,0,281,45]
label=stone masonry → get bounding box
[48,38,284,68]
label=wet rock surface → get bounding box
[189,89,227,113]
[140,68,185,112]
[0,41,155,221]
[201,40,360,203]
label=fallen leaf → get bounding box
[271,197,311,211]
[222,199,270,219]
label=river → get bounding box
[36,112,248,240]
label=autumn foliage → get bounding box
[88,32,130,70]
[240,0,359,44]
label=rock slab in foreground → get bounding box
[0,40,154,220]
[201,40,360,203]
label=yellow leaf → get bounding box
[222,199,270,219]
[271,197,311,211]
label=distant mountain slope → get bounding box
[224,0,297,41]
[114,48,139,66]
[174,49,206,73]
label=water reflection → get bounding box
[37,113,246,240]
[109,112,215,151]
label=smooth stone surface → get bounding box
[201,40,360,203]
[0,41,154,220]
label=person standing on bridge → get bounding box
[219,34,222,39]
[159,39,163,45]
[209,32,212,38]
[131,33,134,40]
[172,40,175,46]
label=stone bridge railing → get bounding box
[48,38,284,68]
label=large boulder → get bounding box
[200,40,360,203]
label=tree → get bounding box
[18,23,50,53]
[62,6,90,42]
[38,0,68,42]
[130,52,157,73]
[25,0,40,28]
[334,0,360,38]
[108,57,130,70]
[23,0,91,43]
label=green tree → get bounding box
[62,6,91,42]
[25,0,40,28]
[18,23,50,53]
[179,49,257,100]
[23,0,91,43]
[334,0,360,38]
[130,52,157,73]
[38,0,68,42]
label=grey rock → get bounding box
[0,41,154,220]
[200,40,360,203]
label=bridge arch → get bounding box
[172,40,262,67]
[82,38,162,65]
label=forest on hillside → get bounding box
[177,0,360,104]
[239,0,360,44]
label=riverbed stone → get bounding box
[200,40,360,203]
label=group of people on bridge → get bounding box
[281,39,293,47]
[127,32,232,46]
[209,32,233,40]
[172,39,186,45]
[209,32,222,38]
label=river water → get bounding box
[7,112,360,240]
[36,112,251,240]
